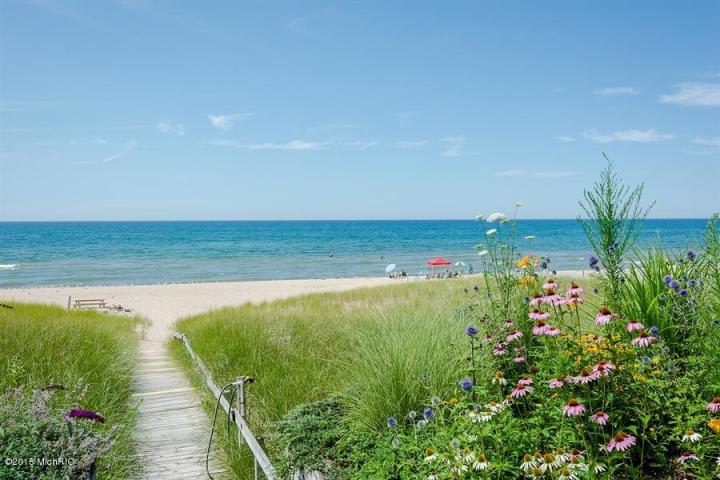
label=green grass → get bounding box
[0,303,142,479]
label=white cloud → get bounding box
[693,137,720,147]
[396,140,429,148]
[496,170,580,179]
[156,121,185,136]
[442,136,465,157]
[207,113,254,130]
[394,110,420,127]
[594,86,640,96]
[340,140,377,150]
[557,136,576,142]
[660,82,720,107]
[583,128,675,143]
[208,139,329,151]
[70,139,137,166]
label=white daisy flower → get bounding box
[486,229,497,236]
[682,429,702,443]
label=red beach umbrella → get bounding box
[426,257,452,266]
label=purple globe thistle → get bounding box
[687,279,697,288]
[589,255,599,268]
[687,250,696,261]
[679,288,689,297]
[67,408,105,424]
[387,416,397,428]
[459,378,473,392]
[423,407,434,421]
[593,288,599,295]
[669,279,681,290]
[649,326,660,337]
[663,275,673,285]
[712,318,720,327]
[420,372,429,382]
[540,261,548,270]
[465,324,479,337]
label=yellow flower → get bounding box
[425,447,435,457]
[708,418,720,433]
[517,255,531,267]
[448,397,458,406]
[633,373,647,382]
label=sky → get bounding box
[0,0,719,221]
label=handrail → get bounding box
[174,332,277,479]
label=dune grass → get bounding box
[0,303,142,479]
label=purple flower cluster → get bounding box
[67,408,105,424]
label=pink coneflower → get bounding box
[562,293,583,306]
[506,330,523,342]
[591,360,615,377]
[606,432,637,452]
[676,452,699,464]
[529,309,550,321]
[518,376,534,386]
[544,325,561,336]
[543,288,562,305]
[511,384,534,398]
[532,320,548,336]
[573,368,599,385]
[493,344,508,356]
[542,278,558,290]
[626,319,644,332]
[595,307,618,325]
[707,396,720,413]
[563,398,586,416]
[504,320,515,328]
[632,331,656,348]
[514,355,526,363]
[548,378,565,389]
[482,334,494,344]
[567,282,583,295]
[529,293,544,305]
[590,411,609,426]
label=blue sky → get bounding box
[0,0,718,221]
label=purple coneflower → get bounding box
[529,309,550,321]
[518,376,534,386]
[513,355,526,363]
[544,325,561,337]
[590,411,609,426]
[707,396,720,413]
[548,378,565,389]
[482,334,494,344]
[591,360,615,377]
[511,384,533,398]
[563,293,583,305]
[563,398,586,417]
[573,368,599,385]
[632,331,656,348]
[595,307,618,325]
[529,293,544,305]
[504,319,515,328]
[532,320,548,336]
[567,282,583,295]
[677,451,699,464]
[506,330,523,342]
[465,324,478,337]
[492,344,508,356]
[542,278,558,290]
[67,408,105,424]
[543,288,562,304]
[627,319,644,332]
[606,432,636,452]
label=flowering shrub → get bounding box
[0,386,115,480]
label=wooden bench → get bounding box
[71,298,107,309]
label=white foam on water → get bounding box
[0,264,17,270]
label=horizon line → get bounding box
[0,217,712,223]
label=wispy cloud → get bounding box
[208,139,330,151]
[442,136,465,157]
[68,138,108,146]
[687,137,720,155]
[393,111,420,127]
[207,113,254,130]
[156,121,185,136]
[693,137,720,147]
[583,128,675,143]
[558,136,576,142]
[496,170,580,178]
[396,140,429,148]
[594,86,640,96]
[70,139,137,166]
[660,82,720,107]
[340,140,377,150]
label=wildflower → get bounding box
[529,293,544,305]
[474,214,484,221]
[595,307,618,325]
[687,250,696,261]
[532,320,548,336]
[591,462,607,474]
[567,282,583,295]
[408,410,417,420]
[486,400,508,413]
[539,453,557,473]
[511,384,534,398]
[558,467,578,480]
[542,278,558,290]
[543,288,562,304]
[387,416,397,428]
[707,396,720,413]
[482,334,493,344]
[640,355,651,364]
[687,279,697,288]
[486,229,497,236]
[648,325,660,337]
[391,438,401,448]
[590,411,609,426]
[513,355,526,363]
[663,274,673,285]
[518,376,534,386]
[563,398,586,417]
[459,378,473,392]
[606,432,637,452]
[669,279,681,290]
[676,452,699,464]
[448,397,458,406]
[573,368,599,385]
[469,410,493,423]
[478,249,489,256]
[67,408,105,424]
[450,462,468,475]
[540,261,548,269]
[544,325,561,336]
[423,407,434,421]
[465,324,478,337]
[520,453,538,472]
[487,212,507,223]
[593,287,599,294]
[504,319,515,328]
[627,319,644,332]
[529,309,550,320]
[707,418,720,433]
[424,447,437,461]
[524,235,535,240]
[492,371,507,386]
[588,255,599,268]
[506,330,523,342]
[492,344,507,356]
[682,429,702,443]
[678,288,689,297]
[632,331,656,348]
[472,453,489,470]
[549,378,565,389]
[592,360,615,377]
[515,201,524,207]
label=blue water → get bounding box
[0,220,709,287]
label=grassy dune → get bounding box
[0,303,142,479]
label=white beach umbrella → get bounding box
[385,264,397,273]
[454,261,466,267]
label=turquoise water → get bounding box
[0,219,708,287]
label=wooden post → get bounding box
[67,296,72,310]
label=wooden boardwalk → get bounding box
[132,340,225,479]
